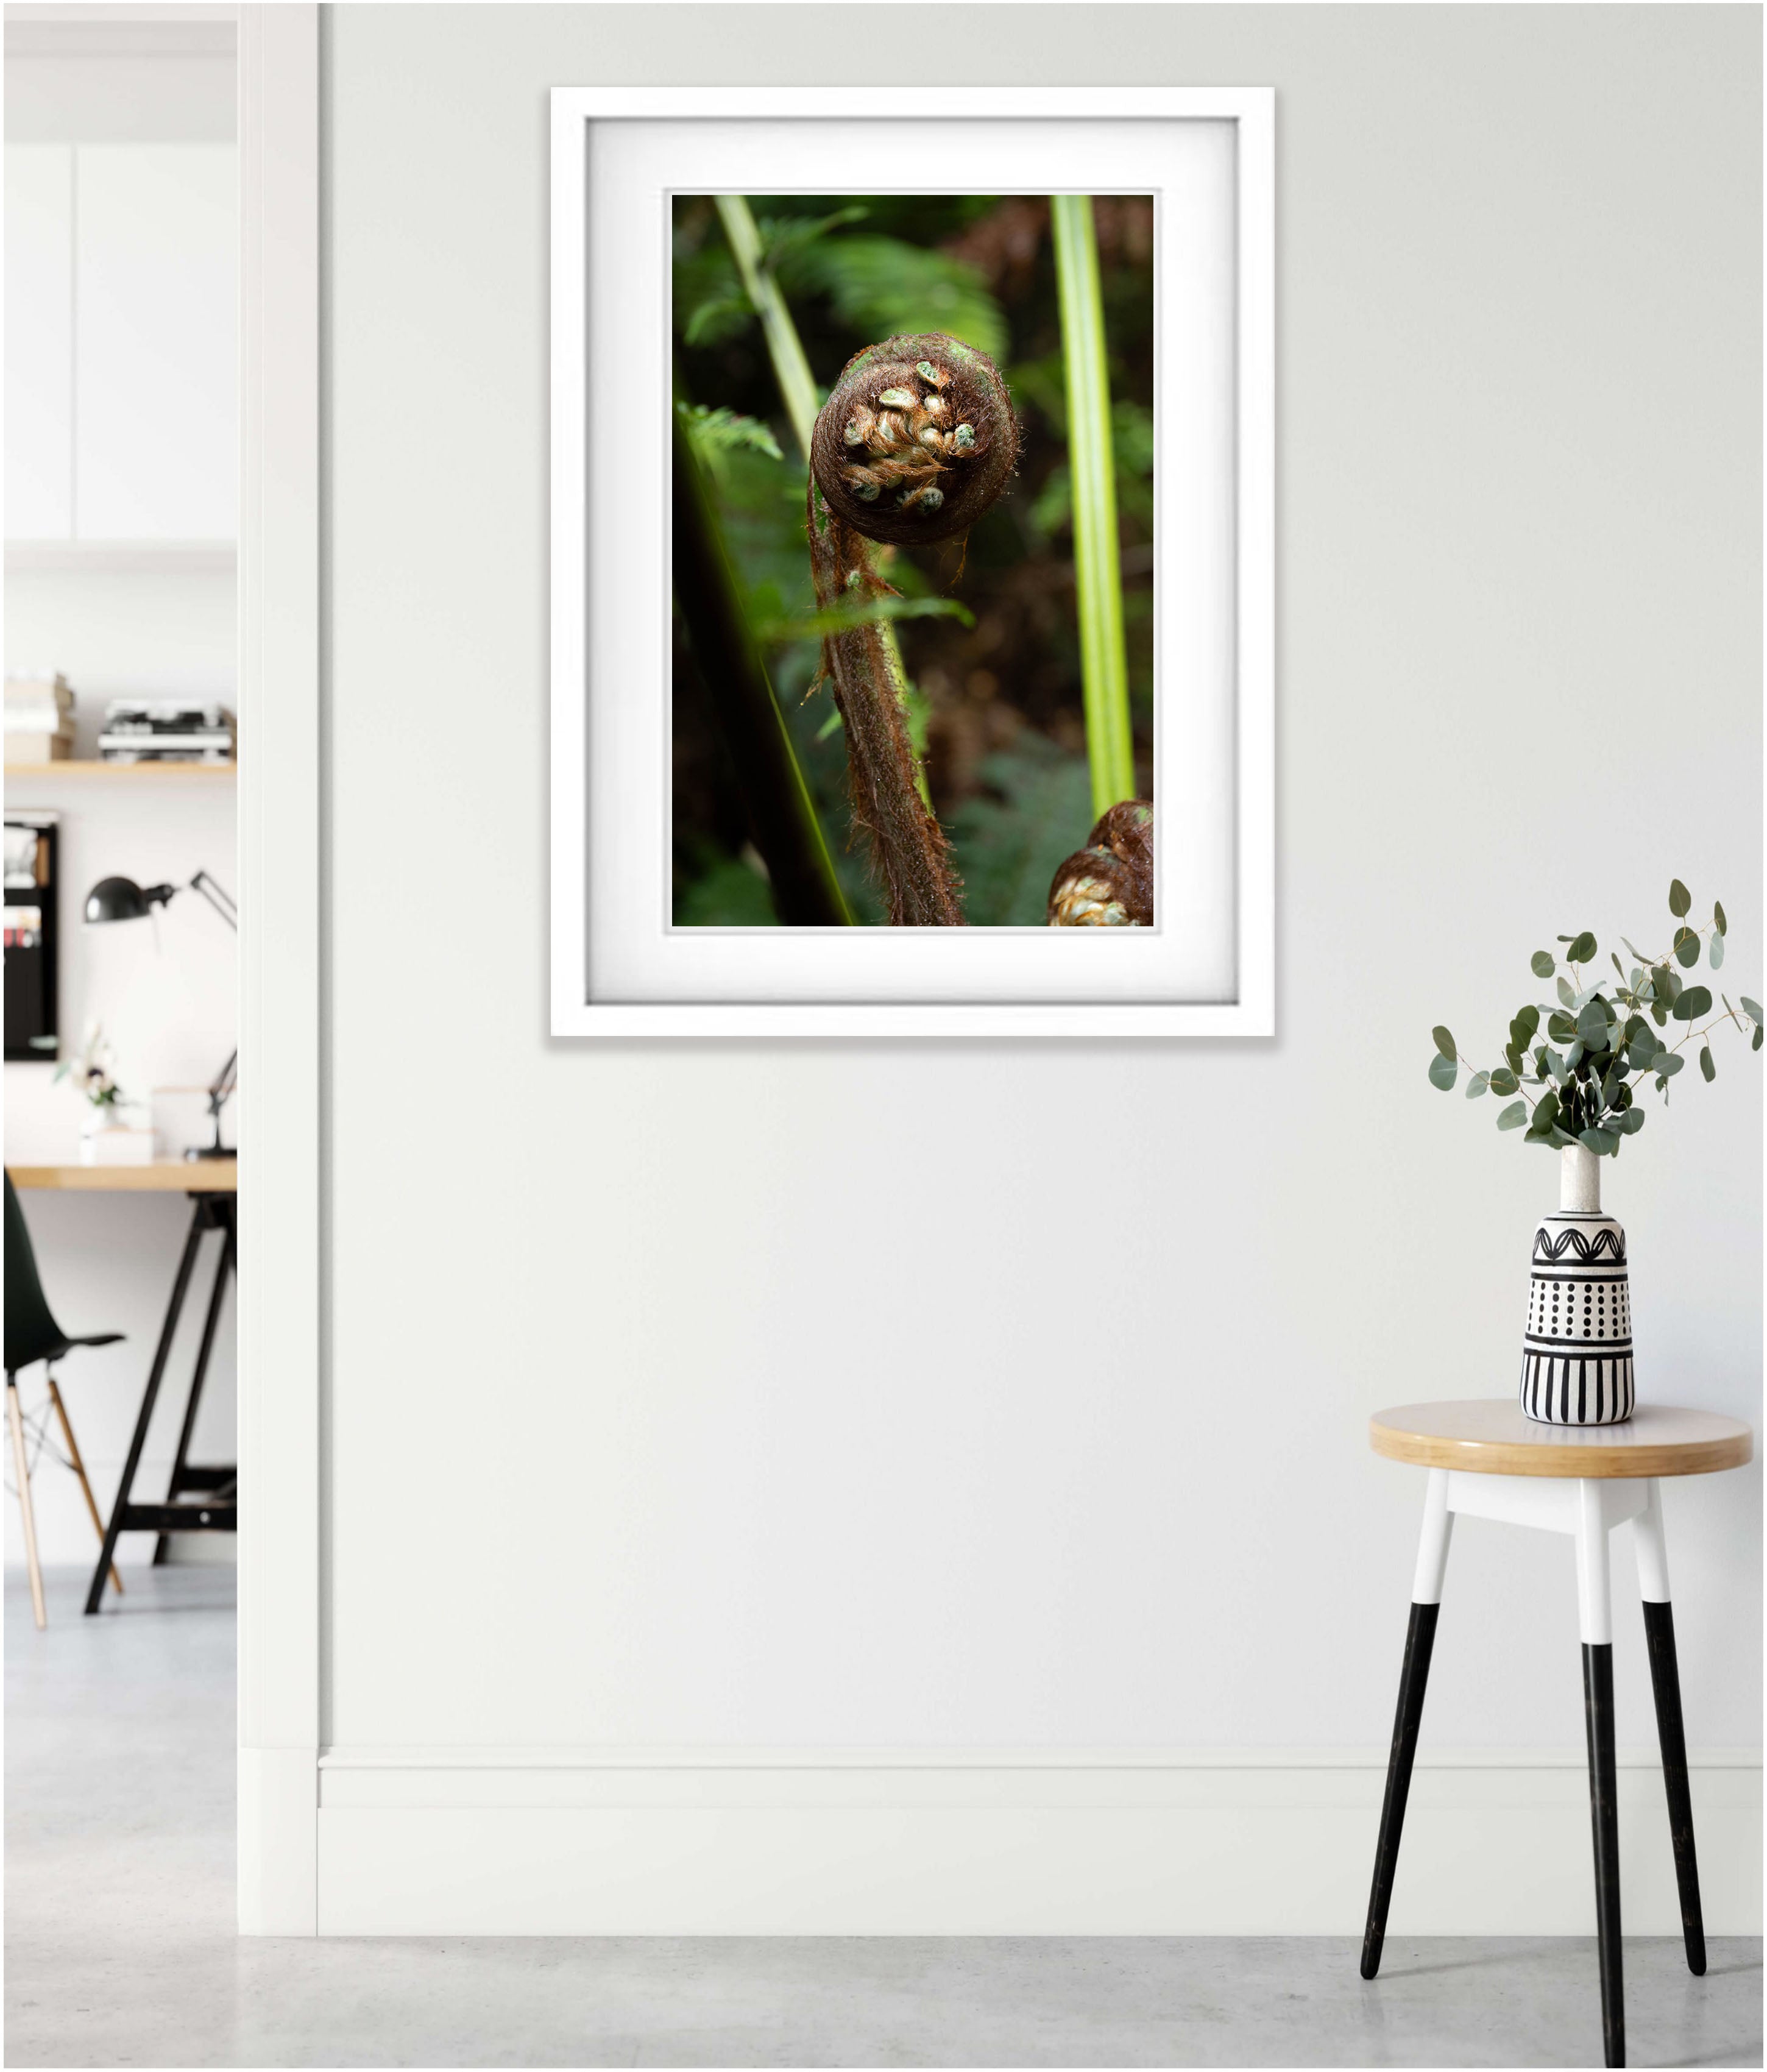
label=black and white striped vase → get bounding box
[1520,1144,1635,1425]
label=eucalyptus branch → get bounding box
[1431,879,1761,1155]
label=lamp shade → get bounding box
[85,876,160,924]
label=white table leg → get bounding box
[1576,1477,1613,1645]
[1411,1466,1454,1605]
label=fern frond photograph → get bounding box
[671,193,1155,929]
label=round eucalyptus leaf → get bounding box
[1568,931,1598,963]
[1530,951,1555,979]
[1579,1127,1619,1156]
[1657,1051,1685,1077]
[1496,1100,1528,1130]
[1465,1070,1490,1099]
[1674,928,1701,969]
[1671,985,1712,1022]
[1617,1107,1646,1135]
[1714,899,1727,937]
[1490,1068,1519,1096]
[1556,976,1577,1009]
[1428,1052,1457,1091]
[1710,931,1725,969]
[1755,1025,1763,1052]
[1740,996,1764,1023]
[1576,1001,1610,1049]
[1669,878,1691,918]
[1431,1024,1456,1060]
[1547,1011,1577,1043]
[1700,1045,1715,1083]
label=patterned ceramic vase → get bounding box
[1520,1144,1635,1426]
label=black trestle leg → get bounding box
[1642,1600,1705,1976]
[1360,1600,1439,1979]
[1583,1641,1625,2068]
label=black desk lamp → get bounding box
[84,870,238,1162]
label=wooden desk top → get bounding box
[1372,1400,1753,1480]
[5,1160,237,1194]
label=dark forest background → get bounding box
[673,193,1155,926]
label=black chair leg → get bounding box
[1642,1599,1705,1976]
[1361,1600,1439,1979]
[1584,1641,1625,2068]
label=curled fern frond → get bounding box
[802,335,1019,928]
[810,332,1019,547]
[1047,801,1155,927]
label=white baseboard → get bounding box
[240,1745,317,1934]
[314,1747,1762,1937]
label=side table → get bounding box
[1361,1399,1753,2069]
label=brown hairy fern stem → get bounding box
[808,491,965,927]
[806,332,1019,927]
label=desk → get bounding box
[7,1160,237,1612]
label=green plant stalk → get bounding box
[1052,194,1136,818]
[715,195,821,458]
[714,194,930,811]
[671,407,854,926]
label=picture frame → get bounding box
[550,87,1273,1038]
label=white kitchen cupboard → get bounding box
[76,145,236,540]
[4,142,235,544]
[5,145,75,539]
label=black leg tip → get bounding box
[1359,1941,1381,1981]
[1688,1949,1707,1978]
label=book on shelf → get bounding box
[5,673,76,735]
[4,729,74,766]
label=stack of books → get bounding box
[4,675,76,764]
[98,700,235,765]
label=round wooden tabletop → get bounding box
[1370,1400,1753,1480]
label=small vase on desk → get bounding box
[78,1104,155,1167]
[1520,1143,1634,1425]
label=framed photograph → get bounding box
[551,88,1273,1037]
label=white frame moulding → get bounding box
[237,1,321,1935]
[550,87,1275,1039]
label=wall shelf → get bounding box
[5,758,235,781]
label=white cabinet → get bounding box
[5,146,75,539]
[4,143,235,544]
[76,146,236,540]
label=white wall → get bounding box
[320,4,1760,1931]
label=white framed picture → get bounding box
[551,88,1273,1037]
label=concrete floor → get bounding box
[6,1566,1762,2070]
